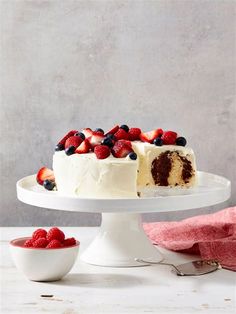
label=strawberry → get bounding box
[36,167,55,186]
[105,125,119,136]
[114,128,129,140]
[139,128,163,143]
[75,139,91,154]
[88,131,104,148]
[128,128,141,141]
[82,128,93,138]
[162,131,177,145]
[116,139,132,147]
[112,141,133,158]
[94,145,110,159]
[58,130,78,146]
[65,136,83,149]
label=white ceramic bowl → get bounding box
[10,237,79,281]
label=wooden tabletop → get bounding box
[1,227,235,314]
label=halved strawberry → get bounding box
[139,128,163,143]
[58,130,78,146]
[94,145,111,159]
[88,131,104,148]
[116,139,132,148]
[82,128,93,138]
[36,167,55,186]
[128,128,141,141]
[114,128,129,140]
[105,125,119,136]
[75,139,91,154]
[112,141,133,158]
[65,136,83,149]
[162,131,177,145]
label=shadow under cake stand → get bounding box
[17,171,231,267]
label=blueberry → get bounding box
[65,146,76,155]
[55,143,64,151]
[153,138,163,146]
[128,152,137,160]
[176,137,187,146]
[120,125,129,132]
[102,137,114,147]
[106,133,116,140]
[95,128,104,134]
[43,179,56,191]
[75,132,85,140]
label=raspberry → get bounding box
[32,228,47,241]
[162,131,177,145]
[24,238,34,248]
[63,237,77,247]
[46,239,62,249]
[114,128,129,140]
[46,227,65,243]
[33,238,48,248]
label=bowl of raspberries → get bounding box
[10,227,79,282]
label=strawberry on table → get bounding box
[139,128,163,143]
[75,139,91,154]
[36,167,55,186]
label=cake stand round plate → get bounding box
[17,171,231,267]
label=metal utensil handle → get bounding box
[135,258,185,276]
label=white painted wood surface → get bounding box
[0,227,235,314]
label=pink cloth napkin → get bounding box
[143,207,236,271]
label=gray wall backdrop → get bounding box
[1,0,235,226]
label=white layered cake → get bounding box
[37,125,197,197]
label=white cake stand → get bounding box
[16,171,231,267]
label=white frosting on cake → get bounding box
[53,151,138,198]
[53,142,197,198]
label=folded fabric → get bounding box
[143,207,236,271]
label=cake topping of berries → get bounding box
[58,130,78,146]
[88,131,104,148]
[55,143,64,151]
[43,179,56,191]
[94,145,111,159]
[105,125,119,136]
[128,152,137,160]
[36,167,55,186]
[112,141,133,158]
[153,137,163,146]
[176,137,187,147]
[120,124,129,132]
[65,145,76,156]
[140,129,163,143]
[101,137,114,147]
[75,139,91,154]
[114,128,129,140]
[128,128,141,141]
[65,136,83,149]
[95,128,104,134]
[75,132,86,140]
[82,128,93,138]
[162,131,177,145]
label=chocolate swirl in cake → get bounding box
[151,151,194,186]
[151,151,172,186]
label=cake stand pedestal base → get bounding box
[80,213,162,267]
